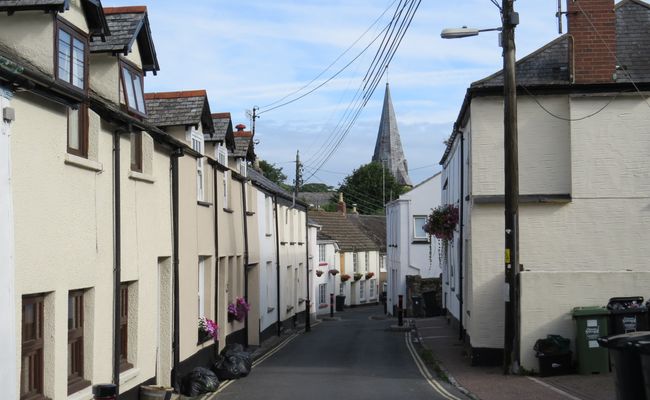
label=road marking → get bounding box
[421,335,454,340]
[527,377,584,400]
[405,332,465,400]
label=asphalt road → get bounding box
[215,305,467,400]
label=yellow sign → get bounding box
[505,248,511,264]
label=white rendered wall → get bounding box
[0,88,16,400]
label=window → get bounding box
[380,255,386,272]
[353,253,359,272]
[67,104,88,157]
[364,251,369,271]
[119,284,132,372]
[68,291,89,394]
[223,171,230,209]
[360,280,366,300]
[121,62,146,115]
[369,279,376,299]
[198,258,205,318]
[130,132,142,172]
[21,294,45,400]
[191,130,204,201]
[239,159,247,177]
[265,196,272,235]
[216,144,227,166]
[340,283,345,296]
[56,20,86,90]
[318,245,326,263]
[319,284,327,305]
[413,216,428,240]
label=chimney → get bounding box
[351,204,359,214]
[235,123,246,132]
[337,192,346,214]
[566,0,616,84]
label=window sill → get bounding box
[267,307,275,313]
[280,242,288,245]
[64,153,103,172]
[128,170,155,184]
[246,211,255,216]
[411,239,430,245]
[319,304,329,309]
[290,242,296,245]
[67,386,92,400]
[223,208,234,214]
[119,367,140,385]
[265,233,273,237]
[286,305,294,312]
[298,242,304,245]
[197,201,212,208]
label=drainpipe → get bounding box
[274,195,282,336]
[213,164,219,350]
[304,208,311,332]
[170,148,183,389]
[458,129,465,341]
[241,179,249,347]
[112,128,124,395]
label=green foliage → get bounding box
[338,162,408,214]
[258,160,288,186]
[301,183,333,192]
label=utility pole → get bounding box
[293,150,301,207]
[251,106,259,137]
[502,0,520,375]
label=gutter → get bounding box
[170,148,183,389]
[304,209,311,332]
[212,162,219,350]
[111,128,123,394]
[458,128,465,341]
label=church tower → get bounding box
[372,83,412,186]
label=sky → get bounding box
[104,0,562,187]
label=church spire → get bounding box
[372,83,412,186]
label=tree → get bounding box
[258,160,287,186]
[338,162,408,215]
[300,183,333,192]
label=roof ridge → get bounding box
[212,112,231,118]
[616,0,650,9]
[104,6,147,14]
[144,90,207,100]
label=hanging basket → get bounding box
[316,270,324,277]
[353,273,363,281]
[340,274,351,282]
[423,204,459,241]
[365,272,375,280]
[329,269,339,276]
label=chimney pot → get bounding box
[235,123,246,131]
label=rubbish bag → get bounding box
[213,344,253,380]
[533,334,571,356]
[180,367,220,397]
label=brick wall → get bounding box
[567,0,616,83]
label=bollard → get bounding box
[93,384,117,400]
[305,299,311,332]
[383,298,388,315]
[398,294,404,327]
[330,293,334,317]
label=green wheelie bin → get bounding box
[572,306,610,374]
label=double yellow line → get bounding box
[404,331,465,400]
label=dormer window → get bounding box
[121,62,146,115]
[216,144,228,166]
[56,19,87,91]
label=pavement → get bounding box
[414,316,616,400]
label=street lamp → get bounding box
[441,0,520,375]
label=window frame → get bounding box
[319,284,327,305]
[353,252,359,272]
[119,59,147,117]
[359,280,366,300]
[67,103,88,158]
[119,284,133,372]
[364,251,369,271]
[55,17,88,92]
[21,294,46,400]
[413,215,429,241]
[130,132,142,172]
[67,290,90,395]
[223,171,230,209]
[318,245,326,263]
[191,129,205,201]
[369,279,376,299]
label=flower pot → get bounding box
[316,270,324,277]
[353,273,363,281]
[340,274,351,282]
[329,269,339,276]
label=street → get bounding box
[214,306,467,400]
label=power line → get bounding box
[259,0,399,110]
[521,85,622,122]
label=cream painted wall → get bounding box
[60,1,89,34]
[0,12,55,75]
[89,54,120,104]
[520,271,650,370]
[125,41,144,71]
[470,96,571,196]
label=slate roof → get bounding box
[144,90,214,135]
[0,0,109,36]
[472,0,650,88]
[233,130,254,158]
[299,192,336,208]
[349,214,386,252]
[90,6,159,73]
[208,112,232,143]
[248,167,291,197]
[309,211,379,252]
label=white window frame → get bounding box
[239,159,247,177]
[191,129,204,201]
[198,258,205,318]
[319,284,327,305]
[318,245,326,263]
[353,252,359,272]
[369,278,376,299]
[216,144,228,166]
[360,280,365,300]
[340,282,345,296]
[364,251,369,271]
[413,215,428,240]
[223,171,230,209]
